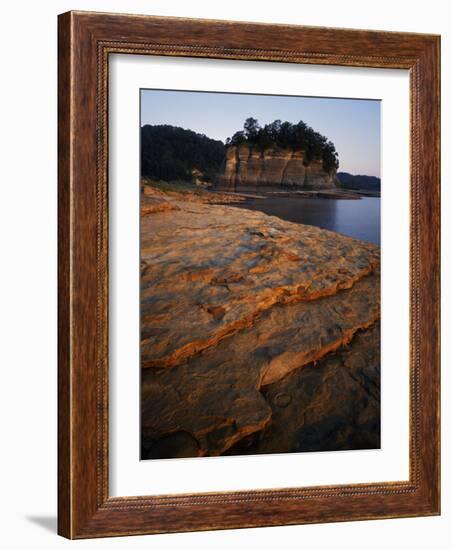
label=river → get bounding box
[234,196,380,246]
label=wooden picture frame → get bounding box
[58,10,440,538]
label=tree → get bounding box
[243,117,261,142]
[229,130,246,145]
[265,119,282,142]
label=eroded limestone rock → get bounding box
[141,278,380,457]
[141,188,379,370]
[226,323,381,455]
[140,186,380,458]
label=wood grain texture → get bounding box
[57,10,440,539]
[57,10,72,539]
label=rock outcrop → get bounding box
[140,185,380,458]
[226,323,381,455]
[217,144,338,191]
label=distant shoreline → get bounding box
[212,187,380,200]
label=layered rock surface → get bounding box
[140,185,380,458]
[226,323,381,455]
[217,144,338,190]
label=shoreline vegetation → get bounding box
[140,122,380,195]
[140,179,381,459]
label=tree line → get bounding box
[140,118,340,183]
[337,172,380,192]
[141,124,225,183]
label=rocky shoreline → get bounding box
[140,183,380,459]
[216,187,380,200]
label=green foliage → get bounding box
[227,118,339,173]
[141,125,225,182]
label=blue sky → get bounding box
[141,89,381,177]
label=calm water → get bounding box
[235,196,381,246]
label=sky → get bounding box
[141,89,381,177]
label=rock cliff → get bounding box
[217,144,338,190]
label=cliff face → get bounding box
[217,144,338,190]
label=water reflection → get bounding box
[235,196,380,246]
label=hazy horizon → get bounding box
[141,89,381,178]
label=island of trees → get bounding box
[226,117,339,173]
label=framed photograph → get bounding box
[58,11,440,538]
